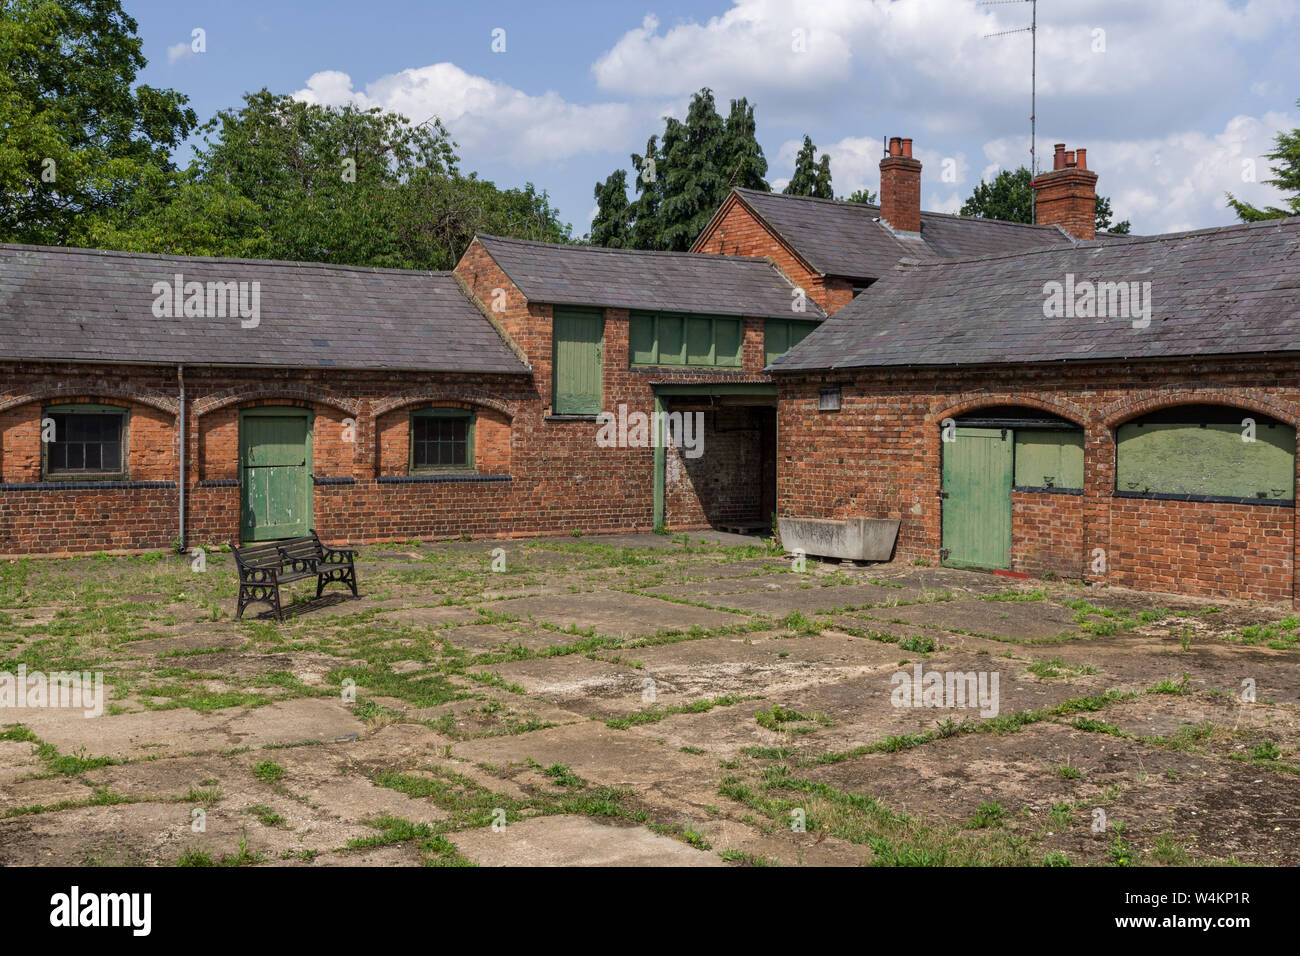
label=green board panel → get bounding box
[629,312,657,365]
[241,410,311,541]
[686,315,714,365]
[1117,421,1295,500]
[715,318,742,366]
[942,426,1013,569]
[552,307,604,414]
[1014,429,1084,489]
[764,319,814,366]
[764,320,790,367]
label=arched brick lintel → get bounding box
[371,391,517,421]
[1100,388,1299,430]
[0,385,179,416]
[929,392,1089,428]
[193,384,361,419]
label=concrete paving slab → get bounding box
[450,814,726,866]
[485,590,747,637]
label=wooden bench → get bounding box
[231,529,358,621]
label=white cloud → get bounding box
[590,0,1297,135]
[293,64,635,165]
[166,42,193,66]
[981,112,1293,233]
[776,135,971,202]
[593,11,855,98]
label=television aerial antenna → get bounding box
[981,0,1038,219]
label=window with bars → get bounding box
[411,408,475,471]
[43,406,127,478]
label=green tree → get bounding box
[629,135,665,250]
[87,90,570,268]
[1093,194,1131,234]
[657,89,729,250]
[960,166,1129,234]
[590,88,769,250]
[718,97,768,192]
[0,0,198,244]
[1227,101,1300,221]
[783,136,833,198]
[590,169,633,247]
[843,187,877,204]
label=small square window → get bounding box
[818,388,841,412]
[411,410,475,471]
[44,408,126,478]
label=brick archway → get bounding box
[193,384,361,419]
[0,384,179,416]
[930,391,1089,428]
[1101,387,1299,429]
[370,390,516,421]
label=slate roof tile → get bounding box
[723,188,1131,279]
[475,234,823,320]
[772,216,1300,372]
[0,244,528,373]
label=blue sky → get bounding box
[131,0,1299,235]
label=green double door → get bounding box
[240,409,313,541]
[941,427,1012,569]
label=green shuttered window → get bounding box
[628,311,742,368]
[1116,413,1295,501]
[552,307,604,415]
[1014,430,1084,490]
[764,319,815,367]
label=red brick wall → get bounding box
[1012,491,1083,578]
[776,357,1300,606]
[0,393,175,482]
[692,195,854,316]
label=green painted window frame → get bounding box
[410,407,476,473]
[1115,414,1295,502]
[41,403,129,480]
[552,306,605,416]
[1014,429,1084,491]
[763,318,816,367]
[629,311,743,369]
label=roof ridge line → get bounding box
[886,215,1300,269]
[475,233,776,265]
[0,242,453,277]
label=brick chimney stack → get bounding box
[879,135,922,234]
[1033,143,1098,240]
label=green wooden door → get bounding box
[942,427,1013,569]
[241,410,312,541]
[552,307,604,414]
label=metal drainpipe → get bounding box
[177,365,186,552]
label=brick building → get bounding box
[0,237,819,553]
[3,136,1298,608]
[769,212,1300,606]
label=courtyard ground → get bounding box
[1,532,1298,867]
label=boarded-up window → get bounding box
[1116,408,1295,501]
[628,311,742,368]
[1014,430,1084,490]
[552,307,604,415]
[764,319,815,367]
